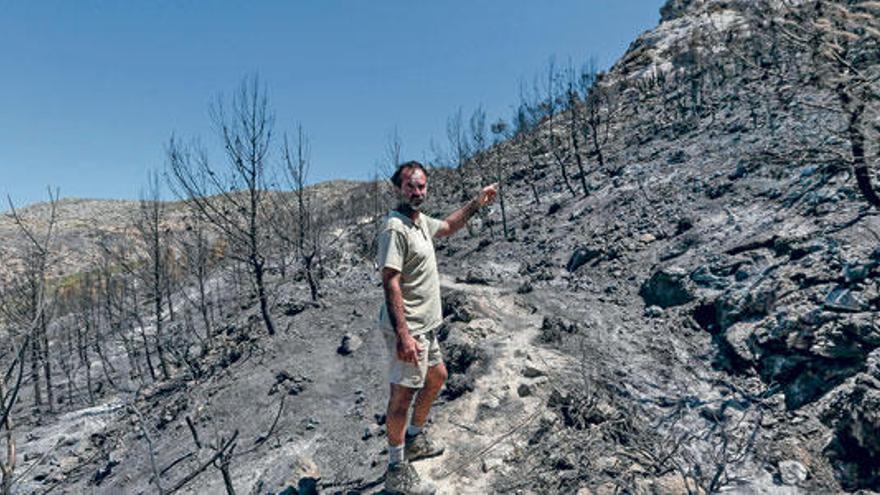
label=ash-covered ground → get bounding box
[5,0,880,493]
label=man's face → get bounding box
[396,168,427,211]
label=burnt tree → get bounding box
[168,76,279,335]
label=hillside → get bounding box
[3,0,879,494]
[0,181,367,282]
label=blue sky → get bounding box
[0,1,665,208]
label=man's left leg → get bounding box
[406,329,447,461]
[411,362,447,427]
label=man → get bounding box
[377,161,497,494]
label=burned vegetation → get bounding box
[2,0,880,493]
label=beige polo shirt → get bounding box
[377,210,445,335]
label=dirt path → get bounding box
[410,276,575,494]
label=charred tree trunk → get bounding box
[843,95,880,208]
[132,291,158,382]
[165,277,176,324]
[153,287,170,379]
[252,254,275,336]
[0,380,15,495]
[30,331,42,408]
[197,267,213,340]
[39,312,53,412]
[78,318,94,406]
[525,151,542,206]
[568,95,590,197]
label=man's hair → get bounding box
[391,160,428,188]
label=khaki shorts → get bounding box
[382,327,443,388]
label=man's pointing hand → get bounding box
[477,183,498,206]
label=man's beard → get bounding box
[398,197,423,212]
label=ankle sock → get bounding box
[406,424,423,437]
[388,443,404,465]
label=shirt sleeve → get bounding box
[423,214,446,238]
[377,227,407,271]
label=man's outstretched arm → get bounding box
[436,183,498,237]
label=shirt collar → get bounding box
[390,209,421,228]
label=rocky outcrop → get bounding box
[640,266,694,308]
[820,370,880,491]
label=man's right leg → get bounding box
[387,383,417,453]
[385,383,436,494]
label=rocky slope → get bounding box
[4,0,880,494]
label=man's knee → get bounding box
[388,384,416,413]
[426,363,448,387]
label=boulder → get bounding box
[257,455,320,495]
[517,383,534,397]
[443,374,475,400]
[723,322,757,366]
[690,265,729,290]
[639,266,694,308]
[337,333,362,355]
[522,365,546,378]
[456,268,493,285]
[282,299,319,317]
[566,246,602,272]
[778,460,808,485]
[644,305,664,318]
[482,457,504,472]
[443,331,485,375]
[539,316,580,343]
[716,283,777,329]
[810,315,880,360]
[441,288,478,323]
[821,375,880,489]
[824,287,864,313]
[843,261,875,284]
[463,318,498,338]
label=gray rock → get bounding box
[644,305,664,318]
[716,284,777,329]
[517,383,534,397]
[272,456,320,495]
[824,287,863,312]
[567,246,602,272]
[522,365,545,378]
[539,316,580,343]
[843,262,873,283]
[482,457,504,472]
[282,299,319,316]
[690,265,729,289]
[362,425,381,440]
[779,460,808,485]
[455,268,493,285]
[441,288,478,323]
[337,333,362,355]
[723,322,756,366]
[639,266,694,308]
[659,0,694,21]
[867,348,880,380]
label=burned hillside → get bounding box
[2,0,879,493]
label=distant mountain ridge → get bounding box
[0,180,367,281]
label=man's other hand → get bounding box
[396,332,423,364]
[477,183,498,206]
